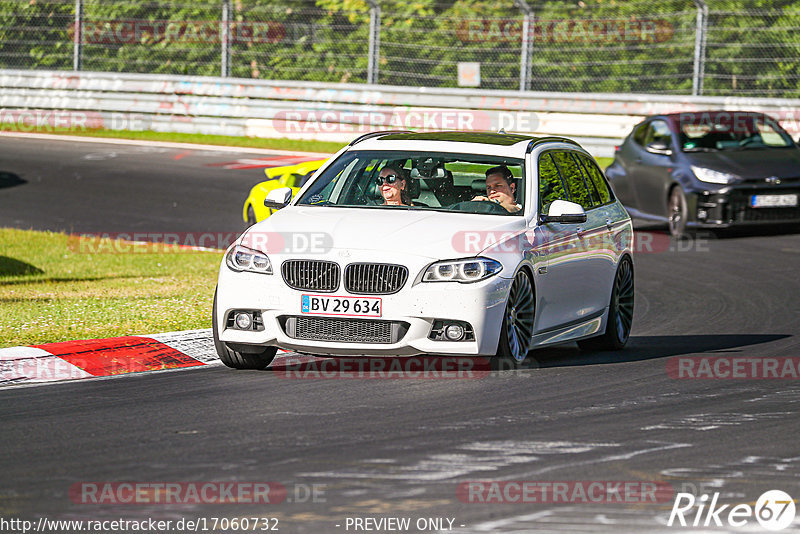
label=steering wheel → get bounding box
[447,200,510,214]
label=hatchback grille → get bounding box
[730,189,800,223]
[281,316,409,344]
[281,260,340,292]
[344,263,408,294]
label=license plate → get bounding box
[750,194,798,208]
[301,294,382,317]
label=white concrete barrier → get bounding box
[2,69,798,158]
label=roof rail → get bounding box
[526,136,581,153]
[348,130,414,146]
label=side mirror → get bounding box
[646,140,672,155]
[264,187,292,210]
[539,199,587,224]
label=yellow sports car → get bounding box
[242,159,327,226]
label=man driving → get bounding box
[473,165,521,213]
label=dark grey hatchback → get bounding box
[606,111,800,236]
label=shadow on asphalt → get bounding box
[0,171,25,189]
[259,334,790,376]
[525,334,791,369]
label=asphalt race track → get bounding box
[2,137,800,532]
[0,135,283,234]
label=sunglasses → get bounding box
[376,174,402,185]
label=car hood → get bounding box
[241,206,527,260]
[685,147,800,180]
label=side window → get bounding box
[632,123,649,146]
[577,154,614,204]
[571,153,602,206]
[645,120,672,147]
[538,152,567,213]
[551,151,594,210]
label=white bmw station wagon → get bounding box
[214,132,634,369]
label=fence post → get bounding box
[514,0,534,92]
[73,0,83,71]
[366,0,380,84]
[221,0,232,77]
[692,0,708,96]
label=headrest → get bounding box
[407,177,420,199]
[471,179,486,193]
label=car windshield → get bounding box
[680,114,794,151]
[295,150,525,215]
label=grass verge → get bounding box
[3,127,346,155]
[0,228,221,347]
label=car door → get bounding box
[533,150,595,333]
[631,119,677,218]
[575,152,622,313]
[552,151,612,319]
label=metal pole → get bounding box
[514,0,534,92]
[366,0,380,84]
[692,0,708,96]
[221,0,232,77]
[73,0,83,71]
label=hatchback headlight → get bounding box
[226,245,272,274]
[423,258,502,283]
[691,166,738,184]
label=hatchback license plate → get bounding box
[301,294,382,317]
[750,194,798,208]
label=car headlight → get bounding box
[691,166,738,184]
[422,258,502,283]
[226,245,272,274]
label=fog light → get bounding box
[444,323,465,341]
[235,312,252,330]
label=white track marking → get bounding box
[149,329,219,364]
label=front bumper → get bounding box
[690,184,800,228]
[215,264,512,357]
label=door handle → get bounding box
[635,158,642,164]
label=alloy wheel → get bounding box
[503,272,536,362]
[613,259,635,344]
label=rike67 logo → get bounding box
[668,490,796,530]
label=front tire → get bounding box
[668,186,691,238]
[212,290,276,369]
[495,270,535,366]
[578,257,634,351]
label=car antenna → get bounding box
[498,128,507,134]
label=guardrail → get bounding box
[2,69,799,158]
